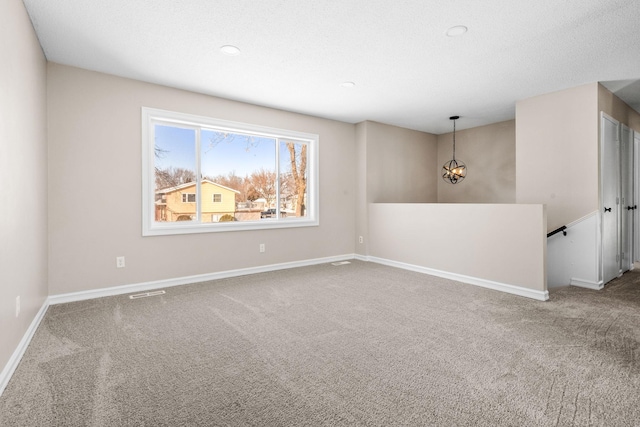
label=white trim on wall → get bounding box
[0,301,49,396]
[547,211,600,288]
[367,256,550,301]
[293,253,549,300]
[141,107,320,236]
[47,254,552,305]
[2,252,552,397]
[48,254,355,305]
[570,278,604,290]
[635,130,640,263]
[600,111,621,285]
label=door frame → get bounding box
[600,112,621,285]
[620,124,633,272]
[635,130,640,264]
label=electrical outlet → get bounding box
[259,243,265,253]
[16,296,20,317]
[359,236,364,244]
[116,256,126,268]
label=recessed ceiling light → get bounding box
[446,26,468,37]
[220,45,241,56]
[340,81,356,88]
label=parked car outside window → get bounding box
[261,208,287,218]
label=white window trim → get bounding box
[212,193,222,203]
[142,107,319,236]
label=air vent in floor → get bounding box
[331,261,351,266]
[128,290,166,299]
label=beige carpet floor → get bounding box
[1,260,639,426]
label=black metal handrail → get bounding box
[547,225,567,238]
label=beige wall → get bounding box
[355,122,369,256]
[437,120,516,203]
[365,121,438,203]
[47,64,356,294]
[7,0,637,379]
[516,83,600,231]
[598,84,640,133]
[354,121,438,256]
[368,203,547,294]
[0,0,48,377]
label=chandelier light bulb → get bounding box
[442,116,466,184]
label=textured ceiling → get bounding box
[22,0,640,134]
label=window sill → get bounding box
[143,217,319,236]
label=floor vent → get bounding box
[129,290,166,299]
[331,261,351,266]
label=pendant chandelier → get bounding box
[442,115,467,184]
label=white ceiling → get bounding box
[22,0,640,134]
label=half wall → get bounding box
[367,203,547,300]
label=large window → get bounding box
[142,107,319,236]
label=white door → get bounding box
[635,131,640,263]
[601,113,620,284]
[621,124,633,272]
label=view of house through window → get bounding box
[143,108,318,235]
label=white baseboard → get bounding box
[3,252,548,397]
[48,254,357,305]
[570,277,604,290]
[0,299,49,397]
[3,255,356,397]
[366,256,550,301]
[354,254,369,262]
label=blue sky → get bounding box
[155,125,277,178]
[201,130,275,178]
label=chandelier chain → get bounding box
[452,118,456,160]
